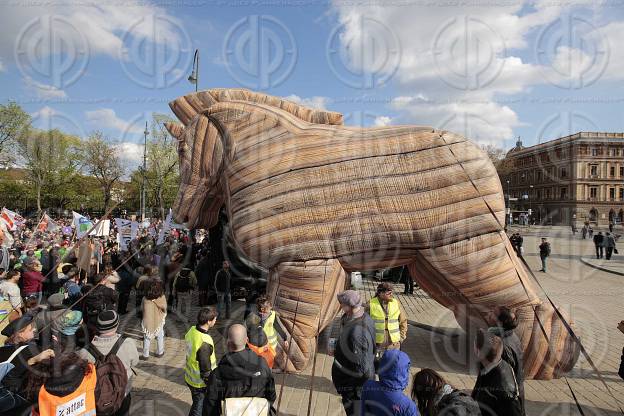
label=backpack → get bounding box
[175,269,193,292]
[86,336,129,416]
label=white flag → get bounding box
[157,209,172,245]
[0,219,13,247]
[1,208,24,231]
[72,211,94,239]
[115,218,138,251]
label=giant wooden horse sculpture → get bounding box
[166,88,579,380]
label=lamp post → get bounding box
[188,49,199,92]
[141,121,149,222]
[505,179,511,225]
[529,185,534,225]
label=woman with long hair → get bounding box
[411,368,481,416]
[141,278,167,360]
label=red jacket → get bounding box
[22,270,45,294]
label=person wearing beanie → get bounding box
[78,310,139,416]
[331,290,376,416]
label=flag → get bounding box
[90,220,110,237]
[115,218,138,251]
[157,209,173,245]
[45,214,60,232]
[72,211,94,239]
[1,208,24,231]
[38,213,59,232]
[0,220,13,247]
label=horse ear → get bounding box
[164,122,185,141]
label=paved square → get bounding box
[126,226,624,416]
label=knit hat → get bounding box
[47,293,65,309]
[96,310,119,332]
[337,290,361,307]
[59,310,82,336]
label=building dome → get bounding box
[507,137,524,155]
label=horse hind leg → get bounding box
[267,259,347,373]
[407,231,578,380]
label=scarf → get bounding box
[141,295,167,339]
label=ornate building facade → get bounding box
[500,132,624,226]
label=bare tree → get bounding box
[82,132,125,212]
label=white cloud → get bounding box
[373,116,392,127]
[85,109,143,134]
[328,1,616,142]
[284,94,330,110]
[23,77,67,99]
[115,142,144,167]
[1,3,186,63]
[31,106,58,119]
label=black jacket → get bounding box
[490,328,525,411]
[214,269,231,293]
[593,234,604,246]
[194,326,215,383]
[332,313,376,389]
[619,347,624,381]
[437,389,482,416]
[472,360,523,416]
[203,348,276,416]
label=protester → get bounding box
[0,270,22,313]
[103,263,121,290]
[487,306,525,412]
[141,279,167,360]
[78,310,139,415]
[360,349,419,415]
[509,232,523,256]
[31,352,97,416]
[83,272,119,335]
[400,265,414,295]
[0,315,55,413]
[184,307,217,416]
[605,232,617,260]
[203,324,277,416]
[173,266,197,320]
[214,260,232,319]
[366,282,407,354]
[471,329,523,416]
[331,290,376,416]
[412,368,481,416]
[538,238,550,272]
[34,293,67,349]
[245,296,289,356]
[618,320,624,380]
[593,231,605,259]
[22,258,45,303]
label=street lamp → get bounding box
[141,121,149,222]
[529,185,534,225]
[188,49,199,92]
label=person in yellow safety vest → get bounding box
[245,296,290,360]
[36,353,97,416]
[366,282,408,351]
[184,306,218,416]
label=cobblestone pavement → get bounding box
[124,226,624,416]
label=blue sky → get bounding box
[1,1,623,168]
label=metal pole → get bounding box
[195,50,199,92]
[141,121,148,222]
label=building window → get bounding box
[611,166,616,177]
[537,190,542,200]
[560,187,567,200]
[610,188,615,200]
[620,189,624,200]
[620,166,624,177]
[561,167,567,178]
[590,165,598,177]
[592,148,599,156]
[545,189,551,199]
[590,187,598,199]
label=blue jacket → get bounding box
[361,349,419,416]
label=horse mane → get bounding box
[169,88,344,127]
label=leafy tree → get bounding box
[17,128,82,212]
[0,101,30,167]
[144,114,179,219]
[82,131,125,213]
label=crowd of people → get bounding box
[0,212,622,416]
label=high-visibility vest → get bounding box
[247,342,276,369]
[369,297,401,344]
[184,326,217,388]
[37,363,97,416]
[262,311,278,349]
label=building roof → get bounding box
[506,132,624,158]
